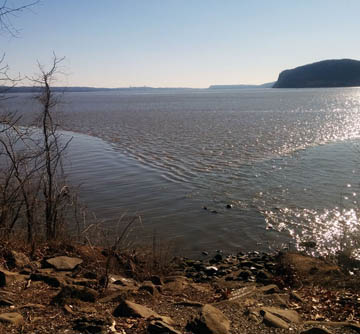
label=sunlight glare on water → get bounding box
[3,87,360,255]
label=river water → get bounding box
[2,88,360,256]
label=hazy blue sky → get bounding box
[2,0,360,88]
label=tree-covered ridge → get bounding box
[274,59,360,88]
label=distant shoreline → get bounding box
[0,83,275,93]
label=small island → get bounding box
[273,58,360,88]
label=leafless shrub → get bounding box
[0,55,73,242]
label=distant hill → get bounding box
[273,59,360,88]
[208,82,274,89]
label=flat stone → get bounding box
[163,276,189,291]
[149,315,176,326]
[259,284,280,294]
[263,311,289,329]
[113,300,158,318]
[98,288,136,303]
[0,312,24,326]
[301,328,333,334]
[261,307,301,324]
[19,303,46,309]
[187,304,230,334]
[148,320,181,334]
[46,256,83,271]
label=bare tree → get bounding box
[31,55,71,239]
[0,0,39,36]
[0,55,72,241]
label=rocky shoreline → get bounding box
[1,243,360,334]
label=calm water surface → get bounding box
[4,88,360,256]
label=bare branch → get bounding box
[0,0,40,36]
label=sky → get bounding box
[1,0,360,88]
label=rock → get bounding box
[0,312,24,326]
[259,284,280,294]
[256,269,273,283]
[213,254,223,262]
[70,277,96,288]
[301,328,333,334]
[83,271,97,279]
[98,288,135,303]
[226,204,232,209]
[149,315,176,326]
[263,311,289,329]
[19,303,46,309]
[186,304,230,334]
[6,251,30,269]
[205,266,218,276]
[73,316,111,334]
[238,270,251,281]
[139,281,159,296]
[108,275,137,287]
[0,297,14,306]
[163,276,189,291]
[175,300,204,307]
[113,300,158,318]
[77,305,97,313]
[290,291,305,303]
[260,307,301,324]
[46,256,83,271]
[52,285,98,305]
[273,294,289,307]
[64,305,74,314]
[148,320,181,334]
[0,268,26,287]
[300,241,317,248]
[30,272,63,288]
[150,275,163,285]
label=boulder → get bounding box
[186,304,230,334]
[0,312,24,326]
[113,300,158,318]
[46,256,83,271]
